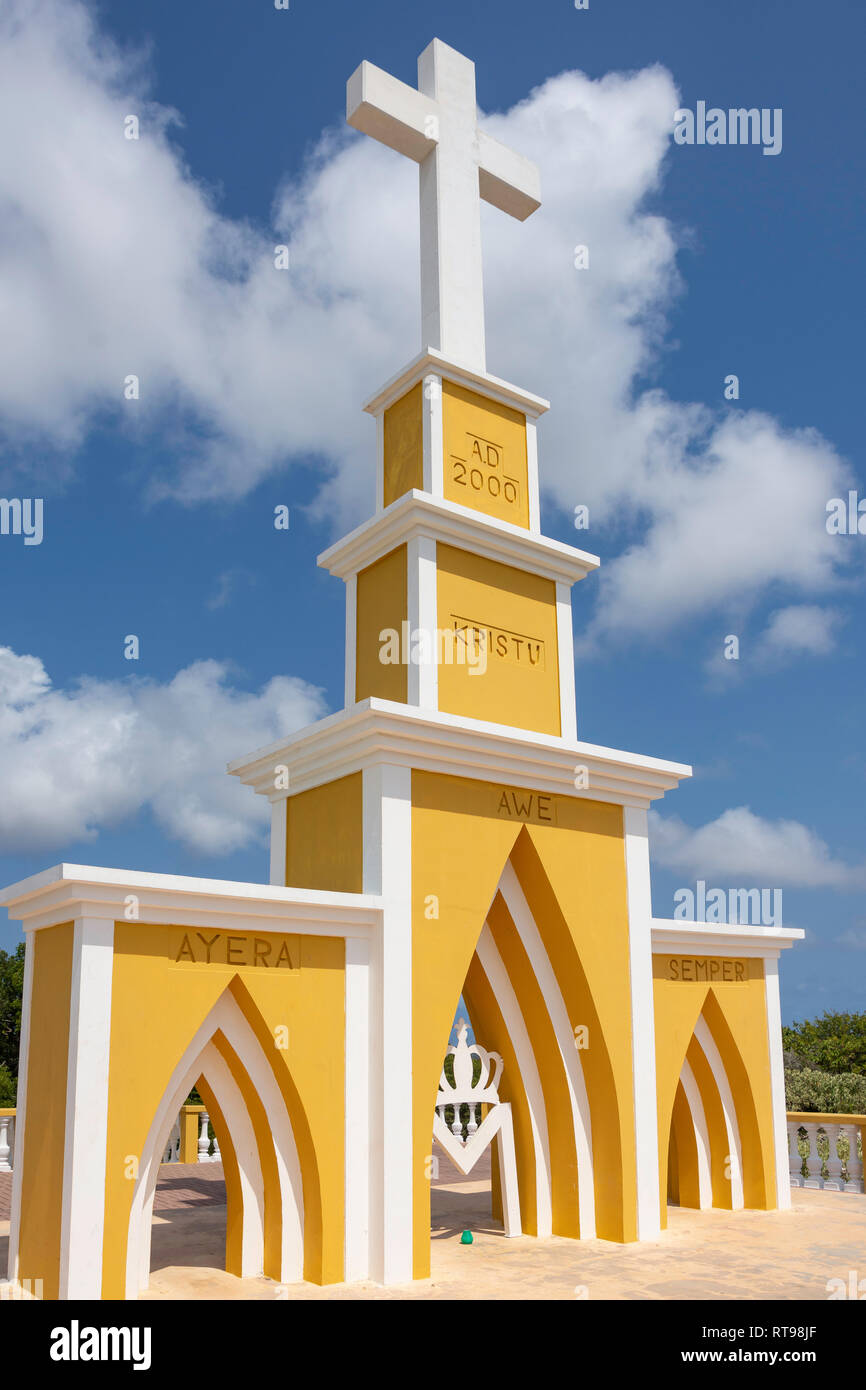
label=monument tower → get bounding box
[2,39,799,1299]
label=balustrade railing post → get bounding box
[787,1113,866,1195]
[198,1111,211,1163]
[846,1125,865,1194]
[837,1124,857,1193]
[803,1122,824,1188]
[787,1122,802,1187]
[0,1113,12,1172]
[823,1124,844,1191]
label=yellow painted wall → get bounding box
[286,773,363,892]
[509,818,635,1244]
[686,1033,733,1208]
[669,1081,700,1208]
[463,953,539,1232]
[411,771,636,1275]
[436,544,561,735]
[101,924,346,1295]
[442,381,529,528]
[179,1106,201,1164]
[486,892,580,1236]
[355,545,408,704]
[16,924,74,1299]
[212,1030,284,1280]
[652,955,776,1226]
[196,1073,244,1276]
[383,383,423,507]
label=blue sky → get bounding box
[0,0,863,1025]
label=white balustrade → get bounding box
[842,1124,864,1193]
[162,1119,181,1165]
[823,1124,845,1191]
[787,1118,864,1195]
[198,1110,213,1162]
[788,1124,801,1187]
[0,1113,14,1172]
[157,1106,223,1165]
[802,1122,824,1188]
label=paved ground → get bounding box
[141,1159,866,1302]
[3,1160,864,1300]
[0,1161,225,1222]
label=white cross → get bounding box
[347,38,541,373]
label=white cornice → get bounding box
[317,490,600,586]
[651,918,803,959]
[228,699,692,810]
[0,864,383,936]
[362,348,550,418]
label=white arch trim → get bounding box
[198,1043,265,1275]
[678,1056,713,1210]
[135,1038,267,1294]
[693,1014,744,1210]
[126,989,304,1298]
[475,924,553,1238]
[497,862,596,1238]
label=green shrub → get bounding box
[0,943,25,1079]
[785,1066,866,1114]
[782,1011,866,1075]
[0,1061,16,1108]
[783,1049,806,1072]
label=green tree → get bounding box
[0,1062,15,1107]
[0,942,25,1082]
[785,1066,866,1114]
[782,1011,866,1076]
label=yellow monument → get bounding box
[0,38,801,1300]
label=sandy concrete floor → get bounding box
[3,1166,863,1301]
[136,1181,866,1302]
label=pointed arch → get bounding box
[496,861,595,1238]
[700,989,771,1208]
[474,922,552,1236]
[508,826,623,1240]
[125,983,305,1298]
[667,1063,713,1211]
[678,1057,712,1209]
[196,1041,266,1276]
[194,1072,245,1274]
[411,777,632,1263]
[425,836,605,1244]
[662,997,775,1219]
[462,949,540,1234]
[693,1014,744,1209]
[668,1083,696,1207]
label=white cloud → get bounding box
[650,805,866,889]
[0,646,325,855]
[206,568,256,611]
[0,0,857,641]
[759,604,844,660]
[702,602,845,687]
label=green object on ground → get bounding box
[460,1230,473,1245]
